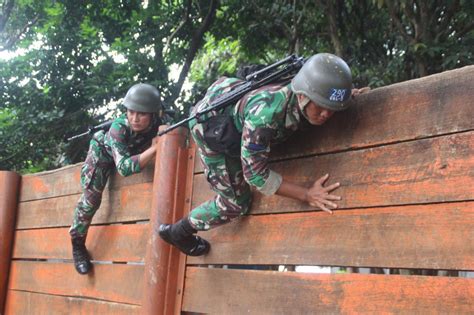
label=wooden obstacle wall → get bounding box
[182,66,474,314]
[3,162,156,314]
[1,65,473,314]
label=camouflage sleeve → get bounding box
[107,121,141,177]
[240,103,282,195]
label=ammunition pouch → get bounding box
[202,115,241,157]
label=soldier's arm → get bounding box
[138,139,157,169]
[108,120,142,177]
[240,113,282,196]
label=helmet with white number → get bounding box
[291,53,352,111]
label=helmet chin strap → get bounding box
[296,94,311,121]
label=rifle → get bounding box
[66,120,114,142]
[67,109,176,142]
[157,54,305,136]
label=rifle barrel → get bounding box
[67,131,90,142]
[245,54,296,81]
[157,116,195,136]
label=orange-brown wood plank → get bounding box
[193,132,474,213]
[8,261,143,305]
[13,224,148,262]
[20,164,82,202]
[5,290,140,315]
[20,162,154,202]
[16,182,152,229]
[182,268,474,314]
[194,66,474,173]
[188,202,474,270]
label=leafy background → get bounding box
[1,0,473,173]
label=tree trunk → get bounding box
[169,0,218,104]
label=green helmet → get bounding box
[123,83,161,113]
[291,53,353,111]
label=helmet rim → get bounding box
[291,53,352,111]
[123,83,161,113]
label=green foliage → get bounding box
[0,0,472,173]
[189,35,244,104]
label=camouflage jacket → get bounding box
[93,114,160,177]
[193,77,304,195]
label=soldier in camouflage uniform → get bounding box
[70,83,162,274]
[159,53,369,256]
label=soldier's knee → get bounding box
[225,197,251,218]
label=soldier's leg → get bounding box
[69,136,113,274]
[188,151,252,230]
[69,145,113,240]
[159,121,251,256]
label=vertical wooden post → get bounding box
[0,171,21,313]
[143,126,191,315]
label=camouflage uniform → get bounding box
[69,114,160,240]
[189,77,304,230]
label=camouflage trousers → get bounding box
[188,120,252,231]
[69,136,114,240]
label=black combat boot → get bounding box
[158,218,210,256]
[71,237,92,275]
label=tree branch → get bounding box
[418,0,431,40]
[0,15,38,51]
[457,21,474,37]
[403,1,421,41]
[0,0,15,32]
[169,0,218,104]
[385,1,413,43]
[164,0,191,54]
[437,0,460,34]
[317,0,344,57]
[288,0,301,54]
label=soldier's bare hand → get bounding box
[351,87,371,97]
[306,174,341,214]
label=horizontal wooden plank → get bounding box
[16,182,152,229]
[5,290,140,315]
[20,162,154,202]
[182,268,474,314]
[8,261,143,305]
[194,66,474,173]
[20,163,82,201]
[13,224,148,262]
[188,202,474,270]
[192,132,474,213]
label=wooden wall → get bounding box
[2,65,473,314]
[183,66,474,314]
[4,163,155,314]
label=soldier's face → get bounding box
[302,99,334,125]
[127,109,152,133]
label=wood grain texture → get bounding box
[142,128,191,315]
[0,171,21,313]
[4,290,140,315]
[182,268,474,314]
[188,202,474,270]
[16,182,152,229]
[8,261,143,305]
[192,132,474,213]
[20,162,154,202]
[13,224,148,262]
[194,66,474,173]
